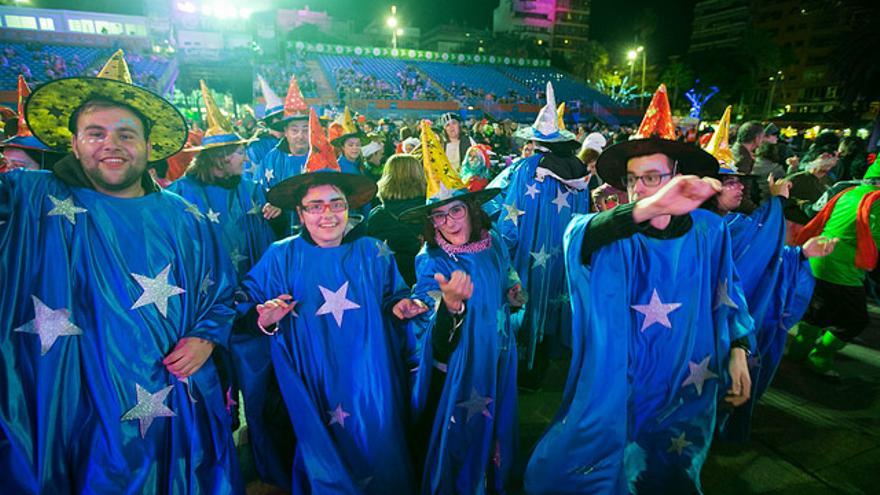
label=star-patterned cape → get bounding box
[525,209,753,494]
[251,140,307,190]
[237,234,416,494]
[716,196,815,442]
[244,135,280,178]
[166,173,282,485]
[0,168,240,493]
[498,153,591,370]
[409,229,519,494]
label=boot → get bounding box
[807,331,847,377]
[788,322,822,361]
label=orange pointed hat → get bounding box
[24,49,186,161]
[267,74,309,131]
[596,84,718,190]
[398,120,500,222]
[266,108,377,210]
[2,75,60,153]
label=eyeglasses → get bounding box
[721,177,743,189]
[429,203,468,226]
[299,199,348,215]
[624,172,674,188]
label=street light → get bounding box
[627,46,646,108]
[387,5,399,49]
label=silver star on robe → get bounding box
[206,208,221,223]
[47,195,87,225]
[229,247,248,267]
[530,245,552,268]
[714,278,739,310]
[680,355,718,396]
[456,388,493,422]
[525,182,540,199]
[199,272,215,295]
[130,264,186,318]
[121,383,176,437]
[551,188,571,213]
[631,289,682,332]
[667,432,692,455]
[427,290,443,312]
[264,168,275,183]
[183,201,204,221]
[316,281,360,326]
[14,295,83,355]
[376,240,395,261]
[327,403,351,427]
[247,198,262,216]
[503,202,526,226]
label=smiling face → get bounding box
[430,200,471,243]
[296,184,349,247]
[342,137,361,161]
[71,105,149,197]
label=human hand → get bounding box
[725,348,752,407]
[632,175,721,222]
[256,294,296,329]
[163,337,215,378]
[434,271,473,313]
[802,236,838,259]
[263,203,282,220]
[768,174,793,198]
[392,298,429,320]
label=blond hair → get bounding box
[185,144,242,183]
[377,153,426,201]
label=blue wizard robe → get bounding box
[0,168,240,493]
[237,234,417,494]
[253,140,307,189]
[246,134,280,178]
[716,197,815,441]
[337,156,363,176]
[410,230,519,494]
[525,209,754,494]
[498,153,591,368]
[166,175,289,484]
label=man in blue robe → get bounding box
[525,85,754,494]
[250,75,310,191]
[0,50,240,493]
[234,108,417,494]
[499,82,593,388]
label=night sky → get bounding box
[31,0,696,62]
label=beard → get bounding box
[81,157,146,193]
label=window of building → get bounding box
[125,23,147,36]
[38,17,55,31]
[69,19,96,34]
[5,15,38,30]
[95,21,124,35]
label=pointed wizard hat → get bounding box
[267,107,377,210]
[557,102,566,131]
[184,80,255,152]
[596,84,718,190]
[702,105,749,177]
[2,75,62,155]
[330,106,369,147]
[267,74,310,131]
[24,49,186,161]
[399,120,500,222]
[514,82,577,143]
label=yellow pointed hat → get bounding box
[184,80,254,152]
[557,102,566,131]
[398,120,500,221]
[703,105,738,174]
[25,49,187,161]
[330,107,368,147]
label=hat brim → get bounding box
[267,113,310,131]
[596,137,720,190]
[331,131,370,147]
[1,135,65,154]
[183,135,258,152]
[266,171,378,210]
[514,127,578,143]
[24,77,187,162]
[398,188,502,222]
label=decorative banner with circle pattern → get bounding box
[293,41,551,67]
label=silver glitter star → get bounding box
[243,161,258,176]
[199,272,215,295]
[680,355,718,396]
[206,208,221,223]
[247,198,262,216]
[503,202,526,226]
[47,195,87,225]
[376,240,395,261]
[530,245,552,268]
[184,201,204,221]
[456,388,493,422]
[327,403,351,427]
[631,289,682,332]
[426,290,443,312]
[525,182,540,199]
[121,383,176,438]
[130,264,186,317]
[14,295,83,355]
[551,188,571,213]
[714,278,739,310]
[264,168,275,183]
[229,247,248,267]
[667,432,692,455]
[316,281,360,326]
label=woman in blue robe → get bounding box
[401,189,523,494]
[236,158,417,493]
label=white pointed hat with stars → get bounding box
[514,81,577,143]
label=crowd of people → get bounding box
[1,49,879,495]
[397,65,443,101]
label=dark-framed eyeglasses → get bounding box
[429,203,468,226]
